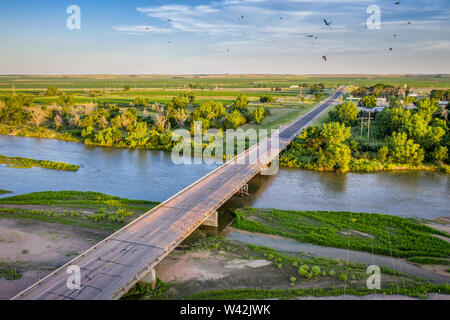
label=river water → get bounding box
[0,135,449,219]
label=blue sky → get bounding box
[0,0,449,74]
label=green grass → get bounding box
[233,208,450,259]
[0,154,80,171]
[184,284,450,300]
[407,257,450,265]
[1,74,449,90]
[122,279,172,300]
[0,264,22,280]
[0,191,159,231]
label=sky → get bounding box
[0,0,449,74]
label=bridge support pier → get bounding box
[237,184,249,196]
[140,268,156,289]
[202,211,219,228]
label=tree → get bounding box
[433,146,448,164]
[430,90,444,101]
[359,95,377,108]
[124,85,130,91]
[126,122,149,148]
[318,143,352,173]
[376,107,411,137]
[232,95,249,111]
[387,131,424,165]
[322,122,351,145]
[121,108,138,132]
[0,95,29,125]
[28,107,47,127]
[169,94,190,110]
[259,96,275,103]
[253,107,266,124]
[174,108,189,127]
[47,86,58,96]
[315,92,323,101]
[226,110,246,129]
[57,93,75,108]
[378,145,389,163]
[329,102,359,124]
[133,97,148,108]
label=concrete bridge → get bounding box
[12,88,345,300]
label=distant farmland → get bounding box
[0,74,449,91]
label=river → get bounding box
[0,135,449,219]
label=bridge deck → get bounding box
[12,88,344,300]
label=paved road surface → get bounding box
[12,88,345,300]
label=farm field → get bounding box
[1,74,450,91]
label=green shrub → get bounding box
[311,266,321,277]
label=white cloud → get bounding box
[112,25,173,35]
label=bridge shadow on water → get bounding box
[200,173,277,236]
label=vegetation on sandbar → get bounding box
[0,154,79,171]
[233,208,450,259]
[184,284,450,300]
[0,191,159,231]
[0,189,12,195]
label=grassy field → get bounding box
[234,208,450,259]
[1,74,449,90]
[0,155,80,171]
[0,191,159,231]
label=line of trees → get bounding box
[281,96,449,173]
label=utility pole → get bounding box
[359,110,372,140]
[12,80,16,96]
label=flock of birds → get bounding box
[142,2,411,60]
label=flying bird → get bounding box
[322,56,327,61]
[389,48,393,51]
[306,35,314,38]
[323,19,333,26]
[408,21,412,24]
[395,1,401,5]
[393,33,397,37]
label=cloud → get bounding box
[112,25,173,35]
[112,0,450,62]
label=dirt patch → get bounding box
[156,251,228,282]
[433,217,450,225]
[419,264,450,278]
[154,245,401,300]
[0,218,110,300]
